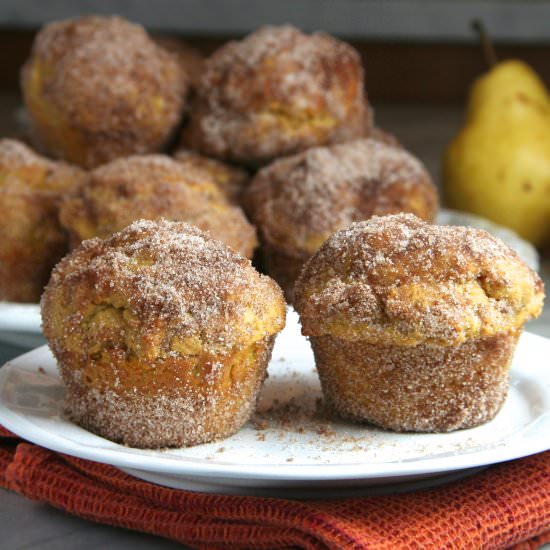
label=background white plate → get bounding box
[0,309,549,498]
[0,209,539,350]
[436,209,540,271]
[0,302,43,347]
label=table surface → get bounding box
[0,98,548,549]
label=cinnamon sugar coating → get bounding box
[312,330,518,432]
[295,214,544,347]
[244,138,438,299]
[173,149,249,203]
[59,154,257,258]
[21,16,188,168]
[294,213,544,432]
[41,219,286,448]
[181,25,371,166]
[0,139,85,302]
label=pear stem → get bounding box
[472,19,498,68]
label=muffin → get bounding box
[59,154,257,258]
[41,219,286,448]
[294,214,544,432]
[21,16,188,168]
[181,25,371,167]
[0,139,86,302]
[244,138,438,300]
[173,149,249,203]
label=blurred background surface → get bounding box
[1,0,550,102]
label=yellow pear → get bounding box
[443,60,550,247]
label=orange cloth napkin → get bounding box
[1,425,549,550]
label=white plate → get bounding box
[0,302,44,350]
[436,209,539,271]
[0,302,42,334]
[0,209,539,350]
[0,309,549,498]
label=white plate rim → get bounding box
[0,332,549,483]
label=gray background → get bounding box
[0,0,550,42]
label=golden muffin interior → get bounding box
[59,154,257,258]
[41,219,286,447]
[21,15,188,168]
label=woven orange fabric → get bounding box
[0,425,549,550]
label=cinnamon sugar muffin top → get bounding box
[294,213,544,346]
[22,15,188,168]
[59,154,257,258]
[244,138,438,256]
[181,25,370,166]
[43,219,285,356]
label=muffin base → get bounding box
[62,336,276,448]
[310,331,520,432]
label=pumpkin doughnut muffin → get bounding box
[21,15,188,168]
[181,25,371,167]
[0,139,85,302]
[294,214,544,432]
[173,149,249,203]
[243,138,438,300]
[59,154,257,258]
[41,219,286,448]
